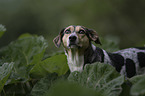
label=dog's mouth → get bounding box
[68,43,81,49]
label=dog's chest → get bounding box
[65,50,84,72]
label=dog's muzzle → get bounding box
[69,35,76,43]
[68,35,79,48]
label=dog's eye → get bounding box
[65,30,71,34]
[78,30,85,34]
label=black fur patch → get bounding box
[84,47,104,64]
[126,58,136,78]
[95,47,104,62]
[138,52,145,68]
[108,53,124,72]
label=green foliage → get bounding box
[44,81,103,96]
[0,33,145,96]
[30,73,59,96]
[130,75,145,96]
[30,73,103,96]
[0,34,48,83]
[29,54,68,78]
[68,63,124,96]
[0,62,13,93]
[0,34,69,95]
[0,24,6,38]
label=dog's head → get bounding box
[53,25,101,49]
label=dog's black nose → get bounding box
[69,36,77,42]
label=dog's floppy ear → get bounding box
[87,29,101,45]
[53,28,65,48]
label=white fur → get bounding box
[65,49,84,72]
[91,44,96,51]
[102,50,112,65]
[120,65,126,76]
[65,44,97,72]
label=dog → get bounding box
[53,25,145,78]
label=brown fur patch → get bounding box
[62,25,89,50]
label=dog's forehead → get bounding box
[65,25,85,32]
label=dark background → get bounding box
[0,0,145,53]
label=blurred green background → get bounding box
[0,0,145,53]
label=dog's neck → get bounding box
[64,48,84,72]
[84,44,97,64]
[64,44,97,72]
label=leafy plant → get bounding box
[29,53,68,78]
[130,75,145,96]
[0,62,13,93]
[30,73,59,96]
[0,31,145,96]
[44,80,104,96]
[0,33,69,95]
[68,63,124,96]
[0,33,48,83]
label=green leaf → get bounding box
[44,80,104,96]
[30,73,59,96]
[0,24,6,38]
[30,73,103,96]
[130,74,145,84]
[0,62,14,93]
[29,53,69,78]
[0,35,48,83]
[130,75,145,96]
[30,71,70,96]
[68,63,124,96]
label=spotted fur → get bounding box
[53,25,145,78]
[103,48,145,78]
